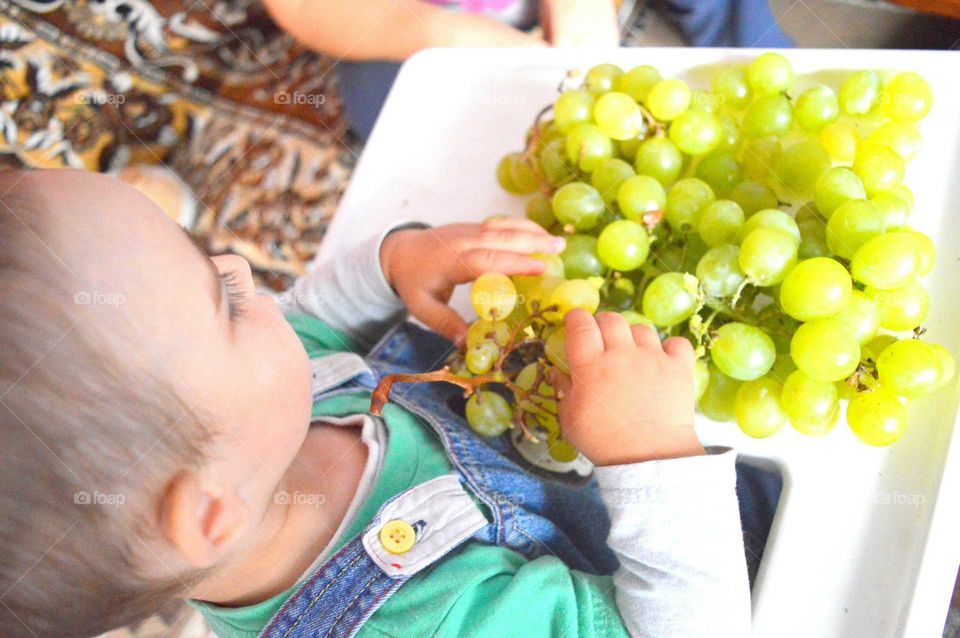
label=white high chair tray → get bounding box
[318,48,960,638]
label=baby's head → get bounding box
[0,170,313,636]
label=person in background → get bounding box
[265,0,792,140]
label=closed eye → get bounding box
[219,270,248,322]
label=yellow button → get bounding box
[379,519,416,555]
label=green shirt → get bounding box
[194,314,627,637]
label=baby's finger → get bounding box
[471,227,566,255]
[551,367,573,399]
[631,323,660,349]
[595,312,634,350]
[564,309,604,367]
[483,216,552,235]
[662,336,695,362]
[460,249,549,278]
[409,293,468,344]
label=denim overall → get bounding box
[260,322,779,638]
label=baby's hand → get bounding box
[542,0,620,48]
[380,218,565,343]
[553,310,704,466]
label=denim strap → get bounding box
[258,537,405,638]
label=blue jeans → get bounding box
[260,322,780,637]
[336,0,793,140]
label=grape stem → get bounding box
[368,305,559,421]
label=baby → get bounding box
[0,169,752,637]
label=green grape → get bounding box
[795,407,839,437]
[546,279,601,323]
[619,137,642,162]
[512,253,565,295]
[552,182,605,230]
[731,180,778,216]
[695,153,741,197]
[779,257,852,321]
[847,388,907,446]
[561,234,605,279]
[825,199,884,259]
[871,191,911,229]
[850,232,921,289]
[881,71,933,121]
[747,52,794,96]
[694,359,710,402]
[509,153,540,194]
[633,137,684,187]
[591,158,636,205]
[852,145,905,196]
[544,327,569,373]
[620,310,655,327]
[603,277,636,311]
[865,280,929,331]
[641,272,700,327]
[889,183,915,209]
[465,340,500,374]
[526,192,555,229]
[863,334,898,363]
[526,276,564,315]
[876,338,943,398]
[774,141,831,197]
[866,121,922,162]
[565,123,614,172]
[668,110,722,156]
[741,209,800,245]
[471,273,518,321]
[796,204,830,259]
[895,229,935,276]
[838,70,880,115]
[712,67,751,109]
[597,220,650,272]
[790,319,861,382]
[696,244,745,298]
[742,95,793,138]
[710,322,776,381]
[618,64,661,102]
[814,167,866,218]
[546,431,580,462]
[769,352,798,384]
[930,343,957,389]
[646,79,692,121]
[795,84,839,132]
[832,290,880,345]
[515,362,557,415]
[699,363,742,422]
[465,391,513,436]
[735,377,787,438]
[739,228,797,286]
[496,153,521,194]
[619,175,667,222]
[665,178,715,233]
[594,92,644,140]
[715,114,743,154]
[466,320,511,349]
[699,200,745,247]
[585,63,624,95]
[819,122,859,164]
[537,138,576,187]
[690,90,723,113]
[741,137,781,182]
[554,90,596,133]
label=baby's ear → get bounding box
[159,471,250,569]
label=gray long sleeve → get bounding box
[594,447,752,637]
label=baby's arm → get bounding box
[282,220,563,349]
[540,0,620,48]
[555,310,752,636]
[263,0,545,62]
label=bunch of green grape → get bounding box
[465,53,954,450]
